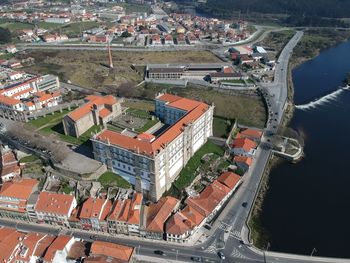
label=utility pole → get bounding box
[108,41,114,69]
[263,242,270,263]
[176,249,178,261]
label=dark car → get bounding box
[154,250,165,256]
[242,202,248,208]
[191,256,203,262]
[218,251,226,260]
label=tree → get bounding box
[0,27,11,44]
[121,31,132,38]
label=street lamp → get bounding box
[263,242,270,263]
[311,247,317,257]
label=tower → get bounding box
[108,42,113,69]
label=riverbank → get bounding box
[248,29,350,250]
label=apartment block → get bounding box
[35,192,77,227]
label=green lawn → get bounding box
[136,119,159,133]
[174,141,225,190]
[0,21,34,31]
[221,79,246,85]
[98,171,132,189]
[20,155,39,163]
[107,124,124,132]
[126,108,152,118]
[213,116,233,138]
[61,184,74,194]
[29,108,72,128]
[43,124,102,145]
[60,21,99,37]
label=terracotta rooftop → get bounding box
[107,199,124,221]
[233,155,253,166]
[217,171,241,190]
[13,232,47,262]
[232,137,257,152]
[0,94,21,106]
[95,94,209,157]
[79,198,109,220]
[239,128,263,139]
[67,95,117,122]
[89,241,134,262]
[165,212,191,236]
[186,180,230,217]
[43,235,72,262]
[127,192,143,225]
[0,227,25,262]
[35,192,75,216]
[181,205,205,227]
[117,199,131,222]
[146,196,179,233]
[0,178,38,200]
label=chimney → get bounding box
[108,42,113,69]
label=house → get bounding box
[85,241,134,263]
[79,197,112,232]
[165,204,205,243]
[186,180,230,222]
[163,34,173,45]
[1,149,20,182]
[231,137,257,157]
[42,235,75,263]
[35,192,77,227]
[151,35,161,45]
[239,54,254,65]
[143,196,180,240]
[0,178,38,220]
[63,95,121,138]
[6,45,17,54]
[176,33,186,45]
[126,192,143,235]
[238,128,263,142]
[13,232,50,263]
[0,227,26,262]
[233,155,253,173]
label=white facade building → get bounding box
[91,93,214,201]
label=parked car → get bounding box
[191,256,203,262]
[154,250,165,256]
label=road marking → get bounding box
[230,247,248,259]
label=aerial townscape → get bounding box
[0,0,350,262]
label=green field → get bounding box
[29,108,72,128]
[20,155,39,163]
[98,171,132,189]
[174,140,225,190]
[213,116,233,138]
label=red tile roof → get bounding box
[232,137,257,152]
[89,241,134,262]
[0,94,20,106]
[0,227,24,262]
[0,178,38,200]
[217,171,241,190]
[95,94,209,157]
[146,196,179,233]
[67,95,117,122]
[43,235,72,262]
[186,180,230,217]
[239,128,262,139]
[79,198,108,220]
[98,108,111,118]
[35,192,75,216]
[233,156,253,166]
[127,192,143,225]
[165,212,191,235]
[181,205,205,227]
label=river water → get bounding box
[259,39,350,258]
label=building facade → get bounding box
[91,93,214,201]
[63,95,122,137]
